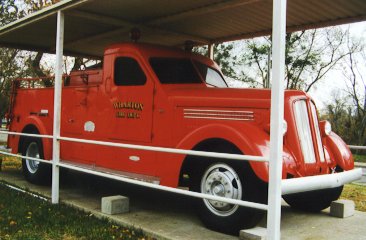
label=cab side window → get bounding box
[114,57,146,86]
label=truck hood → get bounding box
[165,85,305,109]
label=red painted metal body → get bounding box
[7,43,354,187]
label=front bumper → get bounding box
[282,168,362,195]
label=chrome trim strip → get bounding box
[185,112,254,117]
[184,116,254,121]
[183,109,254,121]
[184,109,253,114]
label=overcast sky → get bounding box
[227,21,366,112]
[308,22,366,111]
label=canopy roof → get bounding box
[0,0,365,58]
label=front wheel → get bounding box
[21,137,50,184]
[283,186,343,212]
[192,162,267,235]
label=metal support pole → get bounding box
[208,44,214,60]
[266,49,271,88]
[52,10,64,204]
[267,0,287,239]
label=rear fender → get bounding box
[19,116,52,160]
[324,132,354,171]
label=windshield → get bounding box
[194,61,228,88]
[149,57,227,87]
[150,58,202,84]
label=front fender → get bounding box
[324,132,354,171]
[176,123,289,183]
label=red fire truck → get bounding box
[6,43,356,234]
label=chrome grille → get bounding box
[294,100,316,164]
[310,103,325,162]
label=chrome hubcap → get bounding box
[25,142,40,174]
[201,163,242,216]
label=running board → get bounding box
[60,160,160,185]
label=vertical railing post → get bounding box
[267,0,287,239]
[52,10,64,204]
[208,44,214,60]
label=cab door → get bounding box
[97,54,156,176]
[109,55,154,142]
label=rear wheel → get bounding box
[192,162,267,235]
[21,136,50,184]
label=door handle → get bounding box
[105,76,112,94]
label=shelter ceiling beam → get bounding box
[147,0,261,26]
[66,10,211,47]
[0,0,89,37]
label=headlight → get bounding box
[263,120,287,136]
[324,121,332,135]
[283,120,288,136]
[320,120,332,136]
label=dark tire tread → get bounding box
[21,136,50,185]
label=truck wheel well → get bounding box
[19,124,39,153]
[179,138,248,187]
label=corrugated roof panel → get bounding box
[0,0,365,57]
[76,0,224,23]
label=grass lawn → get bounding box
[341,184,366,212]
[0,156,154,239]
[354,154,366,163]
[0,182,154,240]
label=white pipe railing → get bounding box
[0,130,270,211]
[0,150,51,165]
[0,148,268,210]
[58,161,268,211]
[0,130,268,162]
[58,135,268,162]
[0,130,53,139]
[282,168,363,195]
[349,145,366,150]
[2,130,364,203]
[1,130,365,239]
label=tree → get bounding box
[0,0,89,120]
[241,28,351,91]
[193,43,240,81]
[322,33,365,147]
[341,33,365,146]
[322,94,353,143]
[0,0,25,120]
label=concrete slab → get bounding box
[240,227,267,240]
[1,169,366,240]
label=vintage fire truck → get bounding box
[6,43,356,234]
